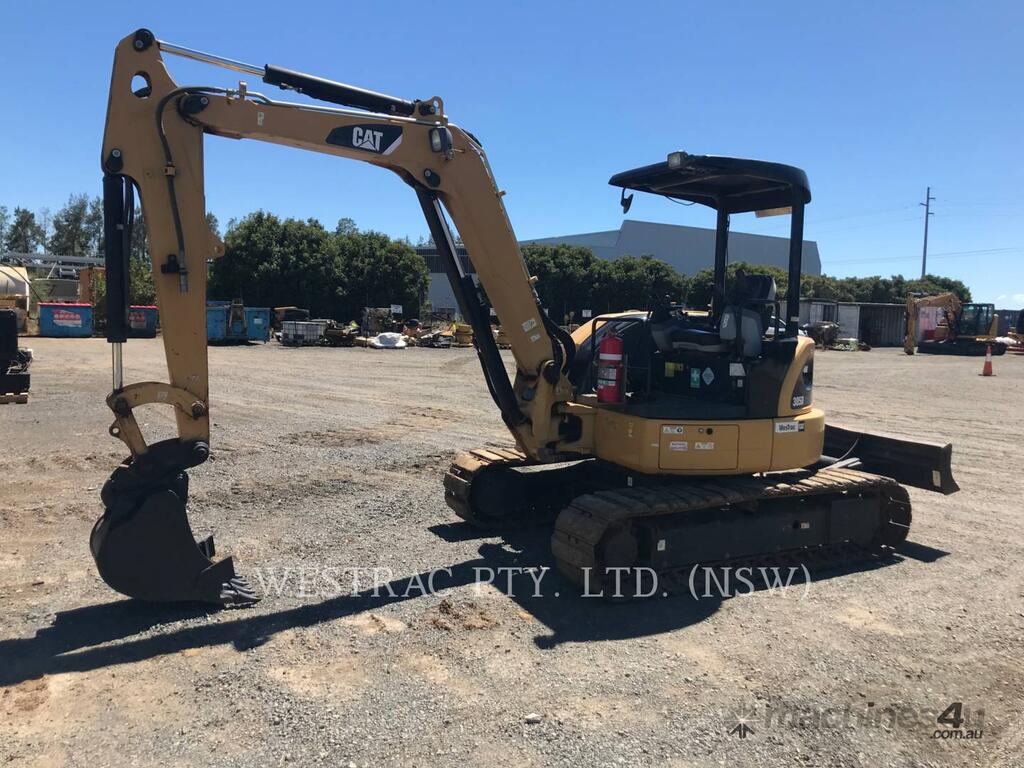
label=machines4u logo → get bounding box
[326,124,403,155]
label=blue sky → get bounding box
[1,1,1021,304]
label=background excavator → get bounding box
[904,293,1006,356]
[91,30,959,606]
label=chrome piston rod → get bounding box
[157,40,264,77]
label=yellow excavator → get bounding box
[1010,310,1024,346]
[91,30,959,606]
[904,293,1006,356]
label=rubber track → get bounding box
[443,447,532,524]
[551,467,910,588]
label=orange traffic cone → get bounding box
[980,345,994,376]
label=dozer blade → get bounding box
[916,339,1006,356]
[91,462,258,607]
[822,424,959,495]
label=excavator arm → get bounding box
[904,292,961,355]
[92,30,587,605]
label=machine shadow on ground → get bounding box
[430,523,951,648]
[0,529,948,688]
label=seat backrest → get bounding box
[720,307,764,356]
[720,270,777,357]
[727,270,777,307]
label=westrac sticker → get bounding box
[662,425,684,434]
[669,440,688,452]
[775,421,805,433]
[694,442,714,450]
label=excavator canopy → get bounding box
[610,152,811,336]
[608,153,811,214]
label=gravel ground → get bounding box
[1,337,1022,768]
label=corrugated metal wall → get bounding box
[856,304,907,347]
[799,299,838,324]
[800,303,1020,344]
[996,308,1022,336]
[837,304,861,339]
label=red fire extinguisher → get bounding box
[596,329,625,403]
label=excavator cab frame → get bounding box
[609,151,810,337]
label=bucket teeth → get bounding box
[221,576,260,606]
[91,471,259,608]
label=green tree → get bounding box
[129,206,148,261]
[335,229,429,320]
[521,244,605,322]
[0,206,9,250]
[335,217,357,236]
[686,262,789,309]
[799,273,856,302]
[86,197,104,255]
[206,211,220,239]
[210,211,346,317]
[129,258,157,305]
[593,255,689,313]
[49,194,100,256]
[4,208,45,253]
[906,274,971,303]
[88,257,157,330]
[519,245,691,318]
[683,264,973,307]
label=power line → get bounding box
[753,203,915,230]
[928,246,1022,257]
[825,246,1024,266]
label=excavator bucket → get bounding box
[90,457,258,607]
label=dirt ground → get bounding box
[1,337,1022,767]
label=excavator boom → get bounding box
[93,30,586,605]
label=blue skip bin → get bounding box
[38,302,93,337]
[128,305,159,338]
[244,307,270,342]
[207,301,270,343]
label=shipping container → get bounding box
[799,299,838,325]
[38,302,93,337]
[244,307,271,342]
[856,303,907,347]
[836,303,861,340]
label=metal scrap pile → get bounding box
[801,321,870,351]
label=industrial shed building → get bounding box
[420,219,821,314]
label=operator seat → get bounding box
[649,305,727,355]
[719,269,776,357]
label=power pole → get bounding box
[920,187,934,278]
